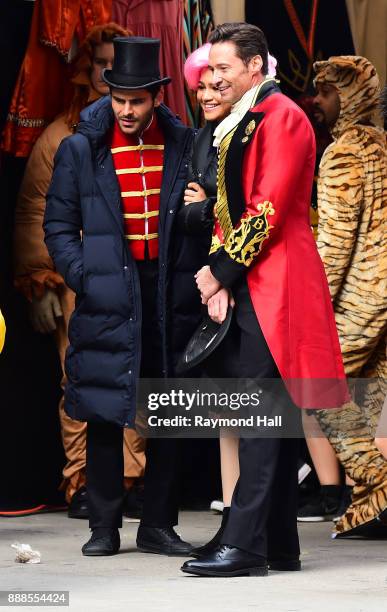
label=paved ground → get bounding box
[0,511,386,611]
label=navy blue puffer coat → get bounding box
[44,97,205,427]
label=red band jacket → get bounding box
[209,81,348,409]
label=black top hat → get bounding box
[102,36,171,90]
[175,307,233,375]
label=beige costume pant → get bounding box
[54,285,146,503]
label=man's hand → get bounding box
[29,288,63,334]
[184,182,207,204]
[195,265,221,303]
[207,288,234,324]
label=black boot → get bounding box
[136,526,193,556]
[191,507,230,558]
[333,485,353,522]
[82,528,120,556]
[298,485,341,522]
[68,486,89,520]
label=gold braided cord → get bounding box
[215,126,237,242]
[121,188,161,198]
[111,145,164,153]
[115,166,163,176]
[123,210,159,219]
[125,233,158,241]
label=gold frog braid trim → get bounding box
[224,201,275,266]
[209,233,222,255]
[216,126,238,242]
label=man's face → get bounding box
[111,88,161,136]
[313,83,341,128]
[91,42,114,96]
[209,41,264,105]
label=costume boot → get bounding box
[315,401,387,537]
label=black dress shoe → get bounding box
[68,486,89,520]
[136,526,193,556]
[181,545,268,577]
[82,528,120,556]
[268,556,301,571]
[191,507,230,558]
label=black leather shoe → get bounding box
[191,507,230,558]
[181,545,268,577]
[68,486,89,520]
[136,526,193,556]
[82,528,120,556]
[268,556,301,571]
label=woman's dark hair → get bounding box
[209,22,268,75]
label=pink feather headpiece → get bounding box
[184,43,212,91]
[267,53,277,77]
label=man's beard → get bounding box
[119,107,154,136]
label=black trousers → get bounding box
[209,280,300,557]
[87,259,183,530]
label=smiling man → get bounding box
[44,37,207,558]
[182,23,347,578]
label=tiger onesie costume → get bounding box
[314,56,387,537]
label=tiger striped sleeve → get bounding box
[317,143,365,302]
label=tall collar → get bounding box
[111,113,162,146]
[213,78,278,147]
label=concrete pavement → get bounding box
[0,511,386,611]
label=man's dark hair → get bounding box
[209,22,269,75]
[147,85,162,100]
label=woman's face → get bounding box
[196,68,231,122]
[90,42,114,95]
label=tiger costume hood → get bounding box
[313,55,381,139]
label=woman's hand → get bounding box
[184,182,207,205]
[195,265,221,303]
[207,288,234,324]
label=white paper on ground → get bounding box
[11,542,41,564]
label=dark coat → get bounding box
[44,96,205,427]
[178,121,217,241]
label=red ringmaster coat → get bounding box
[209,80,347,409]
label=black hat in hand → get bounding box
[176,306,233,375]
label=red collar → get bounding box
[110,113,163,147]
